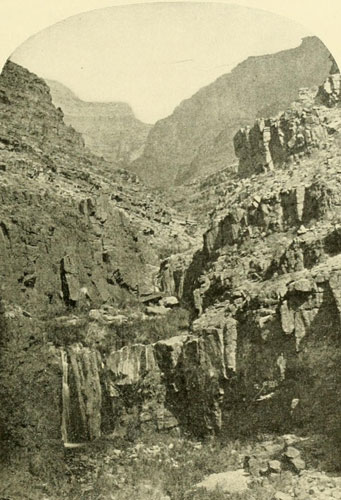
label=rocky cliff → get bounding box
[131,37,335,188]
[0,60,197,460]
[96,75,341,441]
[46,79,151,164]
[234,75,341,177]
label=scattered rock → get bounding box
[284,446,301,460]
[290,457,306,473]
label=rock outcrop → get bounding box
[316,72,341,107]
[63,249,341,438]
[234,107,330,177]
[149,78,341,437]
[53,73,341,442]
[0,60,198,313]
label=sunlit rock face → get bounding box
[234,108,329,177]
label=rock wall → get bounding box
[234,107,330,177]
[1,55,341,456]
[234,72,341,177]
[147,86,341,438]
[0,60,197,457]
[0,186,160,314]
[0,60,200,314]
[69,264,340,439]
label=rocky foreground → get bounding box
[0,57,340,499]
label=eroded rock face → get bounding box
[1,53,341,452]
[0,61,199,315]
[0,60,199,454]
[98,263,340,438]
[235,72,341,178]
[234,108,329,178]
[150,80,341,438]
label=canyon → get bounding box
[0,38,340,500]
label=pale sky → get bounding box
[10,3,311,123]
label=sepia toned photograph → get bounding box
[0,1,340,499]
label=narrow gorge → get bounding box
[0,17,340,500]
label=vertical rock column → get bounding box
[60,349,71,443]
[60,346,103,442]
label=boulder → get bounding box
[195,469,251,494]
[268,460,282,473]
[146,305,169,316]
[160,296,179,308]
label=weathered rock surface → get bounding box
[1,47,341,494]
[234,107,329,177]
[0,60,198,314]
[51,69,341,442]
[317,72,341,107]
[194,469,251,494]
[234,73,341,177]
[150,79,341,437]
[0,60,197,454]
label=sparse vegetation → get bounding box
[108,307,190,348]
[2,431,341,499]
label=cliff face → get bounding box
[0,60,197,456]
[0,61,198,311]
[131,37,335,188]
[1,56,341,474]
[46,79,151,164]
[234,75,341,177]
[100,75,341,439]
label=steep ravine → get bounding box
[52,74,341,446]
[0,60,197,463]
[0,59,341,500]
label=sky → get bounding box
[11,3,311,124]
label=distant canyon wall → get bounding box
[131,37,335,188]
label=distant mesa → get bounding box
[46,79,152,165]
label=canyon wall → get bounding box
[0,60,195,456]
[46,79,151,165]
[1,58,340,461]
[234,74,341,177]
[131,37,335,187]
